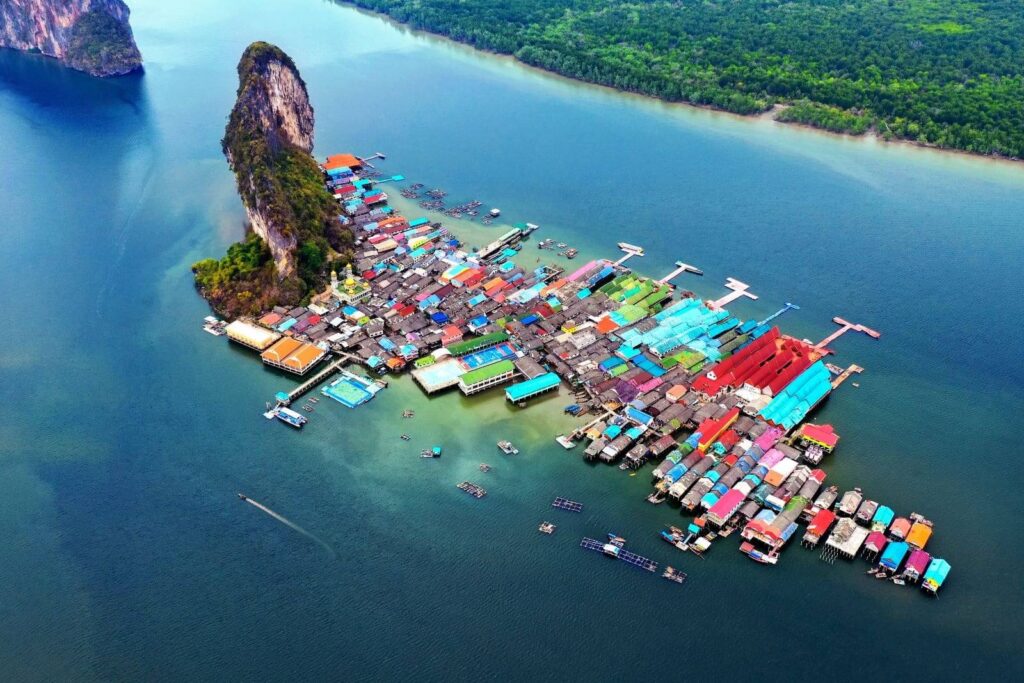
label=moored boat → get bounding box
[274,406,307,428]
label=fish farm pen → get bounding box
[205,150,952,597]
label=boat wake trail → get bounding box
[239,494,336,558]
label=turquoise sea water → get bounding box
[1,0,1023,678]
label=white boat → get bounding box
[489,208,501,217]
[274,407,307,428]
[497,440,519,455]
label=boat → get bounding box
[892,577,907,586]
[662,566,687,584]
[432,445,442,456]
[497,440,519,455]
[538,521,556,534]
[607,533,626,548]
[400,434,411,441]
[202,316,227,336]
[660,526,688,550]
[489,208,501,217]
[563,248,578,259]
[617,242,645,255]
[237,493,248,501]
[557,242,567,248]
[274,407,307,429]
[743,546,779,565]
[479,463,492,472]
[421,446,442,458]
[456,481,486,498]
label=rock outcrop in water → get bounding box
[0,0,142,77]
[192,42,351,318]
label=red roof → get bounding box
[807,509,836,536]
[692,328,819,397]
[800,424,840,449]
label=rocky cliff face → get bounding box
[0,0,142,77]
[193,42,349,318]
[222,42,318,280]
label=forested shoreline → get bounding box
[341,0,1024,159]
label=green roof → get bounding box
[460,360,515,386]
[446,331,509,356]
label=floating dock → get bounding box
[552,497,583,512]
[580,537,658,572]
[322,369,382,408]
[457,481,486,498]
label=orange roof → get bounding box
[906,522,933,550]
[261,337,302,363]
[596,317,620,335]
[324,153,361,170]
[483,277,505,291]
[284,344,324,371]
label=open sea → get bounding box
[1,0,1022,679]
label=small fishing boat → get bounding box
[400,434,411,441]
[479,463,492,472]
[607,533,627,548]
[497,440,519,455]
[538,521,556,534]
[662,566,687,584]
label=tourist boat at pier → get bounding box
[617,242,645,255]
[497,440,519,455]
[273,406,307,429]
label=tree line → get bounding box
[343,0,1024,158]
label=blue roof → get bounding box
[505,373,560,402]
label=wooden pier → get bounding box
[814,317,881,353]
[829,363,865,389]
[709,277,758,310]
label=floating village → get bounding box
[209,151,951,596]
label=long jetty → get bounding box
[278,352,361,406]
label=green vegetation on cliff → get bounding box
[193,42,352,318]
[344,0,1024,158]
[192,235,285,317]
[65,10,141,76]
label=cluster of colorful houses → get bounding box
[214,151,950,595]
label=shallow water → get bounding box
[1,0,1022,678]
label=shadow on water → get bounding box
[0,47,149,123]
